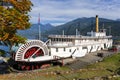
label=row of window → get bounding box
[51,38,73,42]
[55,46,88,52]
[56,48,71,52]
[55,46,103,52]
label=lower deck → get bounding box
[48,40,112,58]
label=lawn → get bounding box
[0,53,120,80]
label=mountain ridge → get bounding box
[18,23,54,39]
[18,17,120,40]
[45,17,116,35]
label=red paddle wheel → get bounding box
[12,40,56,71]
[24,47,44,59]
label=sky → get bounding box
[29,0,120,26]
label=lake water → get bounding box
[0,46,9,52]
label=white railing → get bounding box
[48,42,73,47]
[48,35,112,39]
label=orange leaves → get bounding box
[4,0,33,13]
[2,33,9,41]
[0,0,32,48]
[0,0,32,53]
[9,35,26,44]
[1,6,30,30]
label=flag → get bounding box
[38,13,40,25]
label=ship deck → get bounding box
[48,35,112,40]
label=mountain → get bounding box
[116,19,120,21]
[44,23,54,30]
[81,21,120,36]
[18,17,120,40]
[45,17,115,35]
[18,23,54,39]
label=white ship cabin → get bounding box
[47,15,113,58]
[47,31,112,58]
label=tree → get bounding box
[0,0,33,53]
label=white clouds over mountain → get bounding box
[29,0,120,25]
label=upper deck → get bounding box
[48,34,112,40]
[47,34,112,48]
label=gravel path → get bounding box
[66,50,117,70]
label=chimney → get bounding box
[96,15,99,32]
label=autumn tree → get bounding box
[0,0,33,53]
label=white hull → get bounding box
[48,38,112,58]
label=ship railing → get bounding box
[48,35,112,39]
[75,40,112,46]
[81,36,112,39]
[48,42,73,46]
[48,35,81,38]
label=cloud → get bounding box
[29,0,120,26]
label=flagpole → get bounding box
[38,13,41,40]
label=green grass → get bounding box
[88,53,120,69]
[1,53,120,80]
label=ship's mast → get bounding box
[38,13,41,40]
[62,30,64,36]
[76,29,78,37]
